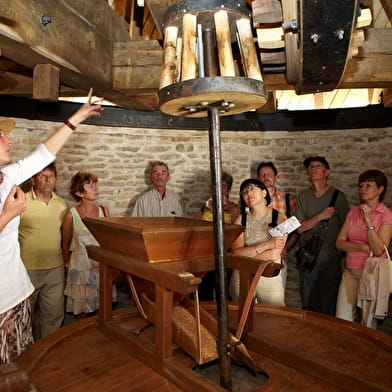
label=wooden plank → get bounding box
[144,0,178,38]
[113,64,162,92]
[155,285,173,359]
[242,306,392,392]
[86,246,201,296]
[256,27,285,49]
[113,41,163,66]
[0,0,124,81]
[33,64,59,101]
[65,0,130,42]
[383,88,392,106]
[253,0,283,24]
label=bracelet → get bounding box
[367,225,375,231]
[64,119,76,131]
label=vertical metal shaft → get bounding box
[207,106,232,391]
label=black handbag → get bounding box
[296,189,340,273]
[296,221,328,272]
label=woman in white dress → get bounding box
[62,172,115,318]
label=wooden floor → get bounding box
[14,304,392,392]
[18,315,182,392]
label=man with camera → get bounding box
[294,156,349,316]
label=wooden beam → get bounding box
[383,88,392,107]
[0,0,128,82]
[0,0,160,110]
[340,28,392,88]
[256,91,277,113]
[253,0,283,24]
[33,64,59,101]
[379,0,392,20]
[144,0,178,38]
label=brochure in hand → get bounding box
[268,216,301,237]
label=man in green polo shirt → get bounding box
[19,162,67,340]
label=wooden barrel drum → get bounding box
[158,0,268,117]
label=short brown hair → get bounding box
[33,161,57,178]
[358,169,388,202]
[69,172,98,202]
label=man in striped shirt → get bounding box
[257,161,296,216]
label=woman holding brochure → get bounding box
[230,179,288,306]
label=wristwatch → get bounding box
[367,225,375,231]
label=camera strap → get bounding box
[312,189,340,241]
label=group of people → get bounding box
[195,159,391,331]
[1,91,391,365]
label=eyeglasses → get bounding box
[241,185,259,197]
[308,164,325,170]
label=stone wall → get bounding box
[9,118,392,216]
[7,117,392,311]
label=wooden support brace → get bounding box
[33,64,60,101]
[256,27,284,49]
[236,18,263,81]
[214,10,236,77]
[253,0,283,25]
[159,26,179,89]
[181,13,197,81]
[174,37,182,83]
[383,88,392,107]
[155,285,174,358]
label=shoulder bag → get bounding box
[296,189,339,273]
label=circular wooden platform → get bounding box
[159,77,267,117]
[9,304,392,391]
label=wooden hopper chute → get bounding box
[84,216,282,370]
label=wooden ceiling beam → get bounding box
[144,0,178,38]
[0,0,157,110]
[33,64,59,101]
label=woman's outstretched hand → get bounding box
[68,88,104,126]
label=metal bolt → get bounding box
[41,15,52,26]
[282,19,298,31]
[334,29,344,40]
[310,33,319,44]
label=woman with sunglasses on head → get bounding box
[230,179,287,306]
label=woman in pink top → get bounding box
[336,170,392,324]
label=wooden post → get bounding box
[214,11,235,77]
[33,64,60,101]
[174,37,183,83]
[282,0,299,84]
[160,26,179,89]
[155,285,174,359]
[181,13,197,81]
[99,261,114,324]
[236,18,263,81]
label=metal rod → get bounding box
[203,28,219,76]
[197,24,205,78]
[207,106,232,391]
